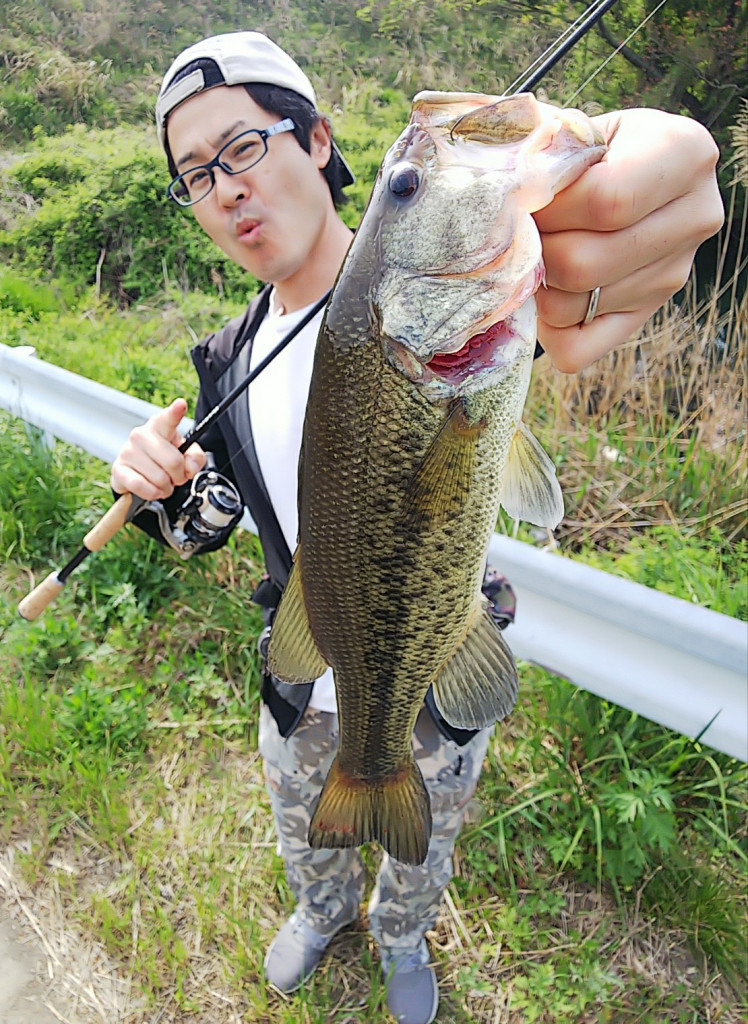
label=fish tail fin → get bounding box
[308,755,432,866]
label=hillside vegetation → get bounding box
[0,3,746,1023]
[0,0,744,305]
[1,1,744,145]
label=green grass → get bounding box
[0,402,745,1022]
[1,180,745,1021]
[0,277,247,406]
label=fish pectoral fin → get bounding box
[404,399,485,530]
[308,755,432,866]
[267,555,329,684]
[432,601,519,730]
[500,421,564,528]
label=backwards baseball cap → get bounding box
[156,31,354,187]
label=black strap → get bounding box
[181,289,330,453]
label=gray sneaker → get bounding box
[263,911,354,993]
[383,943,439,1024]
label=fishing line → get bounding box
[564,0,670,104]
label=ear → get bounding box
[309,117,333,170]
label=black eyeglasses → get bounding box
[167,118,296,207]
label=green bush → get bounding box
[577,526,748,620]
[0,87,47,134]
[0,126,255,303]
[0,271,66,317]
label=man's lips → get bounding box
[426,318,514,383]
[236,218,261,242]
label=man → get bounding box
[111,30,723,1024]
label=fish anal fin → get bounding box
[404,399,486,530]
[501,420,564,528]
[309,756,432,866]
[432,601,519,730]
[267,553,329,684]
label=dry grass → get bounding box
[0,853,135,1023]
[527,209,747,550]
[2,735,745,1024]
[1,164,745,1024]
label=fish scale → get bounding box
[268,90,606,865]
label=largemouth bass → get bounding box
[268,92,606,865]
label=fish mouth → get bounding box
[425,316,515,384]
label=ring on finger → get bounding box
[582,285,602,325]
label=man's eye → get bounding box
[228,139,259,161]
[185,168,210,190]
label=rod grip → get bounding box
[83,493,137,551]
[17,571,65,621]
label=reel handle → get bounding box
[18,493,139,620]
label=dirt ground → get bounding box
[0,850,128,1024]
[0,914,69,1024]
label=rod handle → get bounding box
[83,493,138,551]
[18,571,65,621]
[18,494,140,620]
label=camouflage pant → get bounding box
[259,701,492,966]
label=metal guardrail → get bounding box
[2,341,746,761]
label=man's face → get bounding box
[166,85,335,290]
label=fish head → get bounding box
[355,91,606,400]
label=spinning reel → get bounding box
[153,463,243,558]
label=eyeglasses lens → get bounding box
[170,130,268,207]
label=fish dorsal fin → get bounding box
[432,601,519,730]
[501,421,564,528]
[267,552,329,684]
[404,399,485,530]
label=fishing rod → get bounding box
[17,293,328,620]
[508,0,620,95]
[17,0,633,620]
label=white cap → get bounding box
[156,31,354,186]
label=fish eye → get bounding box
[388,164,420,199]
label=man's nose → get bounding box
[214,166,249,206]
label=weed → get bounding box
[0,132,745,1024]
[57,671,150,758]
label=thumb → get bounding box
[150,398,189,443]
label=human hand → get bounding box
[533,108,724,372]
[110,398,206,500]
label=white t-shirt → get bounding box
[248,289,337,713]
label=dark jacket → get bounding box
[139,287,481,745]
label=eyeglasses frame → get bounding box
[167,117,296,207]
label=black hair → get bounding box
[162,59,349,209]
